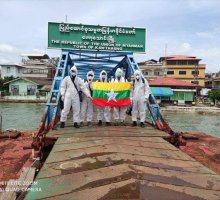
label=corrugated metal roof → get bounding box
[0,63,25,68]
[3,77,52,86]
[21,54,50,59]
[159,55,201,61]
[149,78,198,88]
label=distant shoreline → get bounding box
[1,100,220,114]
[0,99,46,103]
[161,106,220,114]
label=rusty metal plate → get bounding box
[47,125,168,138]
[56,136,168,145]
[26,163,220,200]
[38,152,216,180]
[25,119,220,199]
[52,138,178,152]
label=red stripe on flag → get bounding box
[92,98,131,107]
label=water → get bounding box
[0,103,220,138]
[163,111,220,138]
[0,103,45,131]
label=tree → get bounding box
[208,90,220,102]
[0,76,15,92]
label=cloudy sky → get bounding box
[0,0,220,72]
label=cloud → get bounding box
[193,47,220,72]
[195,28,220,39]
[0,44,18,53]
[0,0,220,73]
[32,48,46,53]
[187,0,220,11]
[0,58,11,63]
[0,44,47,64]
[180,43,192,52]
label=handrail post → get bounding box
[0,114,2,134]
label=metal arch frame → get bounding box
[35,49,173,134]
[32,49,174,159]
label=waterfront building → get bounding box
[205,71,220,89]
[138,59,165,81]
[21,54,57,81]
[159,55,206,86]
[149,77,198,105]
[3,77,51,101]
[0,63,25,79]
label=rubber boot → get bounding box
[140,122,145,128]
[74,122,80,128]
[106,122,111,126]
[87,121,92,127]
[60,122,65,128]
[97,120,102,126]
[131,121,137,127]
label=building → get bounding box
[138,59,165,81]
[21,54,56,81]
[205,71,220,89]
[149,77,198,105]
[3,77,51,100]
[205,73,213,88]
[159,55,206,86]
[0,64,25,79]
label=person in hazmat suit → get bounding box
[60,65,91,128]
[80,70,94,126]
[131,70,150,128]
[96,70,111,126]
[111,68,127,126]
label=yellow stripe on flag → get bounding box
[92,82,131,91]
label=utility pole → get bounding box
[194,64,199,84]
[65,15,68,23]
[194,62,199,104]
[0,114,2,134]
[164,44,167,77]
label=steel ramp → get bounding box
[25,124,220,200]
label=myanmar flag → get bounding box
[92,82,131,107]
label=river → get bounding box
[0,103,220,138]
[0,103,45,131]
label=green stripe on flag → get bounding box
[92,89,130,100]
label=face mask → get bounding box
[71,72,76,77]
[101,75,106,79]
[116,73,122,78]
[88,74,93,82]
[136,75,140,80]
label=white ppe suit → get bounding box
[60,65,90,123]
[80,71,94,123]
[96,70,111,122]
[131,70,151,122]
[111,68,127,122]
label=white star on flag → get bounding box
[106,89,118,102]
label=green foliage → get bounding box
[208,90,220,102]
[0,76,15,91]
